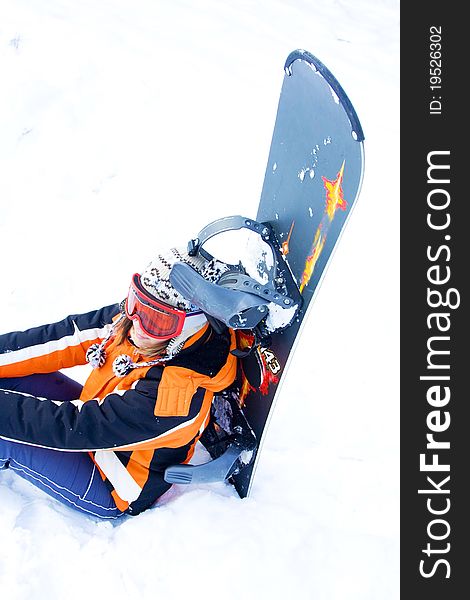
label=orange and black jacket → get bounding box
[0,304,237,514]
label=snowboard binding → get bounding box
[164,216,303,487]
[164,388,257,486]
[169,215,303,334]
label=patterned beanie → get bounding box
[140,247,230,311]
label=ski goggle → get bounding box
[125,273,187,340]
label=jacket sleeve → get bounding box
[0,304,120,378]
[0,365,208,452]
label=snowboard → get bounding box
[164,49,365,497]
[230,49,365,497]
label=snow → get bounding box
[0,1,399,599]
[265,302,298,332]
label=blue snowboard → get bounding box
[231,49,365,497]
[164,49,365,497]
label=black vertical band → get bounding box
[401,4,466,596]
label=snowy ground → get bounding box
[0,1,399,599]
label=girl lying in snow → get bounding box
[0,216,297,519]
[0,246,237,519]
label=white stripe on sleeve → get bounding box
[0,321,112,367]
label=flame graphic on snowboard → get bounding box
[238,162,349,402]
[299,161,347,293]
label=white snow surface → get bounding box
[0,1,399,599]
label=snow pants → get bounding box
[0,373,124,520]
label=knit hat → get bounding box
[140,247,230,312]
[122,247,230,366]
